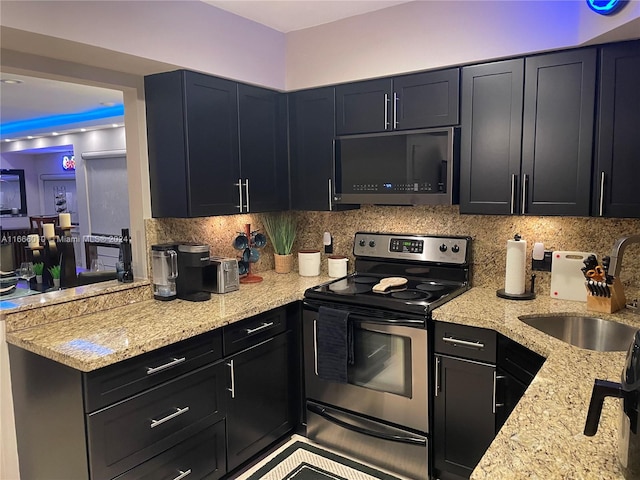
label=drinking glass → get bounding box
[19,262,35,280]
[91,259,105,271]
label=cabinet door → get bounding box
[459,60,524,215]
[238,84,289,212]
[145,70,240,218]
[594,41,640,218]
[394,68,460,130]
[336,78,392,135]
[289,88,336,211]
[433,355,496,480]
[226,331,294,472]
[521,49,596,216]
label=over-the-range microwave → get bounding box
[333,127,459,206]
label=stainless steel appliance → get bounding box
[584,329,640,479]
[176,243,211,302]
[203,256,240,294]
[334,127,458,206]
[151,243,178,301]
[303,232,472,479]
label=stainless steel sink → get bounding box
[518,315,639,352]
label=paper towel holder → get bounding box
[497,274,536,300]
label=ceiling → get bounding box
[1,0,410,143]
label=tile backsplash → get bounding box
[146,205,640,296]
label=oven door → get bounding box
[302,304,428,433]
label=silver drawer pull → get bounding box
[150,406,190,428]
[172,469,192,480]
[146,357,186,375]
[442,336,485,349]
[245,321,274,335]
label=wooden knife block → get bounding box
[586,278,626,314]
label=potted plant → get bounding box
[48,264,61,288]
[33,262,44,283]
[262,212,296,274]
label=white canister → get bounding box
[298,250,321,277]
[327,255,348,278]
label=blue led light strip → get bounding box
[0,104,124,135]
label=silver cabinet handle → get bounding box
[245,321,274,335]
[328,178,333,211]
[510,174,517,215]
[384,94,390,130]
[244,178,250,212]
[235,178,243,212]
[393,92,399,128]
[521,173,528,215]
[493,373,507,413]
[313,319,318,376]
[172,470,192,480]
[146,357,186,375]
[599,171,605,217]
[227,360,235,399]
[150,406,190,428]
[434,356,441,397]
[442,336,485,349]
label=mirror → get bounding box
[0,169,27,216]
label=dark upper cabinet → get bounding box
[238,84,289,213]
[459,59,524,215]
[460,49,596,216]
[145,71,288,217]
[289,87,359,211]
[521,48,596,216]
[593,40,640,218]
[145,70,240,217]
[335,68,460,135]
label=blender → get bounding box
[151,244,178,301]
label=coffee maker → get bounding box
[584,329,640,478]
[151,244,178,301]
[176,243,211,302]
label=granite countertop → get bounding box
[432,287,640,480]
[5,271,331,372]
[5,279,640,477]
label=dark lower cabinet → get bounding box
[594,40,640,218]
[225,331,294,472]
[433,354,496,480]
[432,322,544,480]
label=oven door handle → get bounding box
[303,302,425,328]
[307,403,427,446]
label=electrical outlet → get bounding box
[532,250,553,272]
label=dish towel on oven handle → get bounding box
[316,306,353,383]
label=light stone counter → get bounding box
[433,287,640,480]
[5,272,330,372]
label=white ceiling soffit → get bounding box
[203,0,414,32]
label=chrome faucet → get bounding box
[608,235,640,279]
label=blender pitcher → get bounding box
[151,244,178,300]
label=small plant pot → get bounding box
[36,275,43,284]
[53,278,60,288]
[274,254,293,274]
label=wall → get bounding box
[147,206,640,297]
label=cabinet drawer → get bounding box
[84,330,223,412]
[113,420,226,480]
[434,322,497,363]
[87,361,225,480]
[223,307,287,356]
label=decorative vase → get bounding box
[53,278,60,288]
[274,254,293,274]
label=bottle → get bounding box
[119,228,134,283]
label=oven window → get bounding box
[348,328,412,398]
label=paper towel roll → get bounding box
[505,237,526,295]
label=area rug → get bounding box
[243,440,403,480]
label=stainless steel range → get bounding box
[302,232,471,480]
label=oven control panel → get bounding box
[354,232,470,265]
